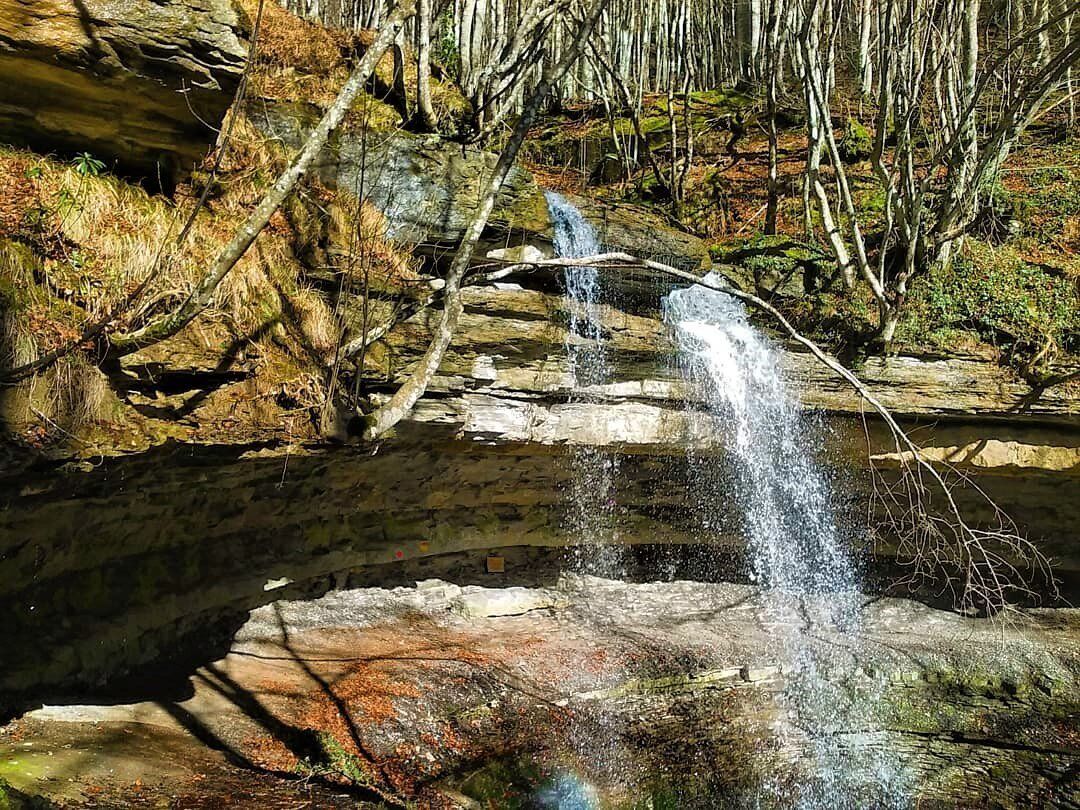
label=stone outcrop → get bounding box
[2,257,1078,708]
[4,578,1078,806]
[0,102,1075,712]
[0,0,246,180]
[248,104,712,269]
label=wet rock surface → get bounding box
[3,578,1078,807]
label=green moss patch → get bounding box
[899,242,1079,370]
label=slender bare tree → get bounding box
[796,0,1080,343]
[362,0,613,438]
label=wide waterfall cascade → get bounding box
[665,276,905,806]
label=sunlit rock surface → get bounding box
[1,267,1077,706]
[247,104,712,269]
[0,0,246,180]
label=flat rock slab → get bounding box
[450,585,565,617]
[3,578,1078,807]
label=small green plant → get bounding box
[900,242,1079,370]
[71,152,105,177]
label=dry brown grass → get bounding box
[0,128,420,448]
[0,152,45,243]
[237,0,386,112]
[239,0,353,75]
[36,355,112,432]
[0,0,433,448]
[327,198,421,289]
[290,284,340,354]
[233,0,466,128]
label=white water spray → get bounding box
[547,191,622,576]
[547,191,904,804]
[664,275,905,807]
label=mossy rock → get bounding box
[838,119,873,164]
[713,235,834,298]
[0,776,54,809]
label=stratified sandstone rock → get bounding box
[6,579,1079,807]
[0,0,246,180]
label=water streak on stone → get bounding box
[546,191,621,576]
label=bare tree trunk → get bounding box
[857,0,874,100]
[763,0,785,234]
[739,0,763,80]
[391,29,412,121]
[362,0,612,440]
[109,0,418,353]
[414,0,439,130]
[588,40,670,197]
[1065,0,1076,127]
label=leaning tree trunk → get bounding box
[391,29,412,121]
[110,1,418,353]
[362,0,612,440]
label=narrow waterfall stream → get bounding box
[546,191,623,577]
[665,276,905,806]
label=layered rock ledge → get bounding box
[3,577,1077,807]
[0,0,246,180]
[2,263,1078,708]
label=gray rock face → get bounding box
[0,0,247,180]
[248,104,711,269]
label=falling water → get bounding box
[664,276,904,807]
[545,191,630,803]
[664,277,857,600]
[546,191,622,577]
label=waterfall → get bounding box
[545,193,903,805]
[664,275,904,807]
[546,191,622,575]
[664,276,857,600]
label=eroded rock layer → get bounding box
[2,261,1078,707]
[4,579,1077,806]
[0,0,246,179]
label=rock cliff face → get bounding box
[0,0,246,180]
[0,56,1076,711]
[1,263,1077,708]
